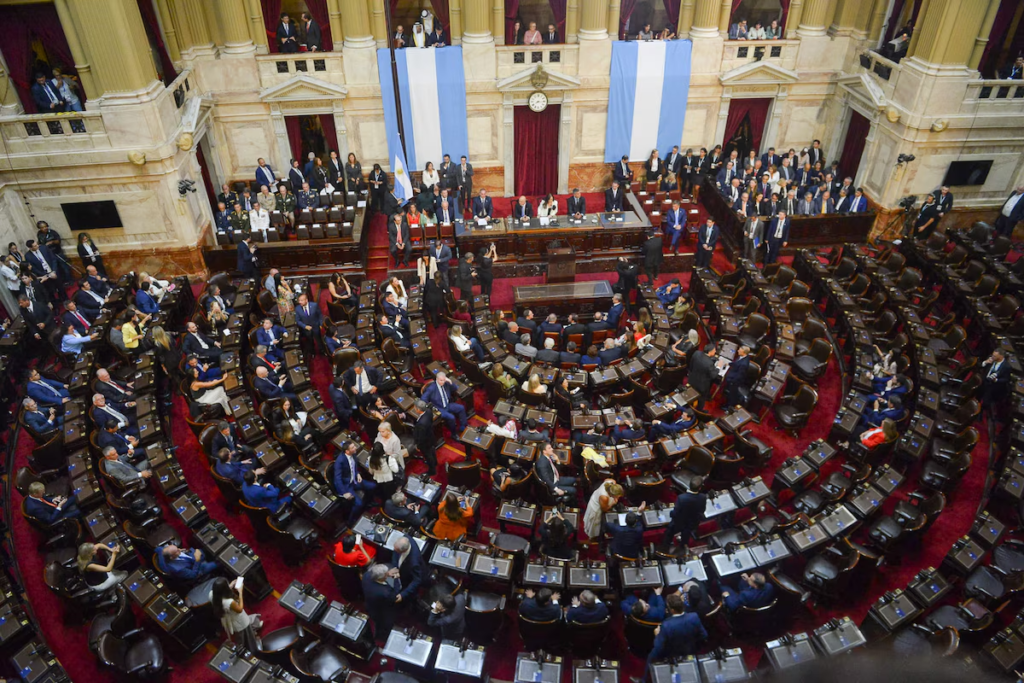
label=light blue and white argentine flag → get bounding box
[604,40,693,163]
[377,46,469,172]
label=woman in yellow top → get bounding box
[121,309,151,352]
[434,492,474,541]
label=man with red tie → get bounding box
[61,300,93,334]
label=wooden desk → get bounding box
[513,280,615,319]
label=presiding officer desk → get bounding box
[700,176,875,261]
[455,193,653,276]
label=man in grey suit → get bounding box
[456,156,474,213]
[742,214,764,264]
[798,192,816,216]
[101,447,152,485]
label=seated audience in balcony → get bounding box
[638,23,654,40]
[765,19,781,38]
[510,20,524,45]
[1000,56,1024,80]
[659,27,676,40]
[543,24,559,43]
[728,19,747,40]
[747,21,767,39]
[524,21,542,44]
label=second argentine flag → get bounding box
[604,39,693,163]
[377,46,469,172]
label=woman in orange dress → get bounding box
[434,492,474,541]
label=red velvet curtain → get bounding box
[261,0,283,52]
[304,0,334,50]
[0,3,80,112]
[136,0,178,84]
[619,0,637,39]
[428,0,451,34]
[505,0,520,44]
[722,97,771,154]
[549,0,567,35]
[779,0,790,34]
[838,110,870,182]
[981,0,1020,77]
[285,116,303,161]
[319,114,339,155]
[514,104,560,197]
[663,0,679,30]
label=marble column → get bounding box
[369,0,387,47]
[152,0,182,62]
[678,0,696,39]
[690,0,719,38]
[71,0,157,95]
[717,0,731,34]
[492,0,506,44]
[906,0,929,57]
[867,0,887,42]
[969,0,999,70]
[166,0,194,51]
[0,62,21,114]
[177,0,216,55]
[798,0,830,37]
[247,0,269,52]
[463,0,493,43]
[607,0,621,41]
[326,0,345,45]
[449,0,464,44]
[831,0,874,37]
[341,0,374,48]
[909,0,986,66]
[53,0,98,100]
[578,0,609,41]
[784,0,804,39]
[214,0,255,54]
[566,0,580,42]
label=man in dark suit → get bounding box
[995,186,1024,237]
[512,195,533,221]
[543,24,559,43]
[277,12,299,52]
[980,349,1011,411]
[567,188,586,219]
[562,314,590,349]
[329,377,353,426]
[606,293,625,329]
[834,189,852,214]
[694,219,718,269]
[722,572,775,612]
[294,292,324,355]
[723,345,751,408]
[254,366,299,403]
[688,343,718,409]
[647,594,707,664]
[912,194,941,240]
[389,535,426,604]
[597,338,623,366]
[566,590,609,624]
[183,321,223,363]
[535,442,576,497]
[455,252,475,306]
[431,241,453,280]
[94,368,136,403]
[384,491,428,527]
[288,160,305,193]
[333,439,372,523]
[17,295,54,344]
[25,481,80,524]
[362,564,400,642]
[665,476,707,546]
[535,313,563,343]
[516,309,537,333]
[760,147,780,170]
[642,231,663,283]
[716,161,736,192]
[471,189,493,219]
[237,235,258,278]
[606,511,645,559]
[808,139,824,166]
[765,211,790,265]
[614,257,639,309]
[733,191,756,219]
[388,213,412,267]
[934,186,954,218]
[664,145,683,176]
[426,25,447,46]
[519,588,562,621]
[606,181,625,212]
[559,341,582,366]
[613,156,633,185]
[378,314,411,350]
[212,421,253,462]
[25,240,63,301]
[1001,56,1024,79]
[438,154,457,198]
[536,337,561,364]
[456,156,474,212]
[60,301,93,334]
[300,12,322,51]
[31,74,64,113]
[423,371,467,433]
[74,280,107,318]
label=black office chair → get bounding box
[290,638,352,682]
[566,617,611,658]
[259,624,309,668]
[95,629,166,679]
[466,591,506,643]
[88,585,134,652]
[518,615,561,651]
[623,614,659,657]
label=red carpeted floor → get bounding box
[9,246,992,682]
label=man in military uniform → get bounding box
[297,182,319,212]
[256,184,276,211]
[275,184,296,229]
[217,183,237,208]
[229,201,251,236]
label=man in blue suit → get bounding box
[622,587,666,622]
[25,481,80,523]
[721,572,775,612]
[606,293,625,329]
[471,189,493,219]
[26,369,69,408]
[22,398,62,433]
[26,239,63,302]
[605,181,625,212]
[256,318,287,362]
[98,420,139,458]
[213,447,262,486]
[159,545,218,583]
[664,200,686,252]
[722,344,751,408]
[613,155,634,185]
[694,219,718,268]
[648,405,697,440]
[61,301,95,333]
[764,210,789,265]
[31,74,64,112]
[242,470,291,512]
[329,377,353,427]
[362,564,400,642]
[858,396,904,433]
[519,588,562,622]
[422,371,467,434]
[995,186,1024,237]
[134,281,160,315]
[566,590,609,624]
[716,161,736,192]
[237,235,258,279]
[254,366,298,403]
[382,292,408,332]
[647,594,707,665]
[761,148,780,170]
[333,440,373,525]
[597,338,623,366]
[255,158,276,189]
[513,196,533,220]
[388,536,426,604]
[656,279,682,306]
[850,188,868,213]
[534,313,562,346]
[605,511,645,559]
[294,292,324,355]
[91,394,139,435]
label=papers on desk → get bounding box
[716,357,730,378]
[539,216,550,226]
[476,218,488,227]
[617,513,628,526]
[357,201,367,208]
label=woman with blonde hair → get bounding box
[583,480,623,538]
[522,373,547,395]
[78,542,127,592]
[492,363,517,391]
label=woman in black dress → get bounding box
[327,149,344,187]
[345,152,365,193]
[368,163,388,212]
[311,157,329,191]
[476,243,497,299]
[423,270,449,328]
[77,232,106,277]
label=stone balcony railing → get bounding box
[257,51,346,89]
[497,43,578,79]
[0,111,108,154]
[721,39,800,72]
[965,78,1024,104]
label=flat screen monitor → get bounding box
[942,160,992,187]
[61,200,122,230]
